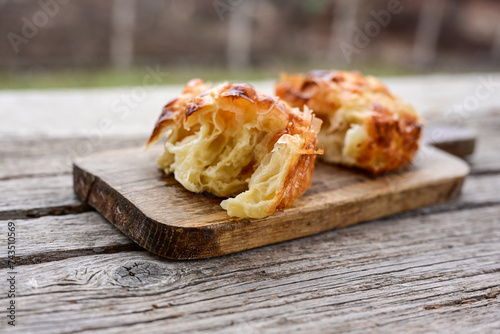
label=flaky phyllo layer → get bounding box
[276,70,423,174]
[147,79,322,218]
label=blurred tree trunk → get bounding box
[227,1,257,71]
[492,19,500,60]
[329,0,358,63]
[412,0,447,69]
[110,0,136,69]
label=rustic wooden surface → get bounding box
[0,74,499,333]
[423,125,476,158]
[73,145,468,259]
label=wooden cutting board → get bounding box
[73,135,470,260]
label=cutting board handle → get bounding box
[423,125,476,158]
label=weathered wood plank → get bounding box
[1,205,498,333]
[1,74,499,139]
[73,145,470,259]
[0,172,497,267]
[0,123,492,221]
[0,212,138,268]
[0,138,496,225]
[0,108,496,258]
[0,76,498,333]
[423,125,476,158]
[0,174,87,220]
[0,142,492,223]
[0,91,497,222]
[0,137,145,179]
[0,137,144,219]
[0,86,176,139]
[448,108,500,174]
[456,173,500,203]
[0,122,490,180]
[1,113,495,180]
[469,129,500,174]
[393,172,500,218]
[381,74,500,121]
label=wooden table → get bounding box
[1,74,499,333]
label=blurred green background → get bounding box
[1,0,499,89]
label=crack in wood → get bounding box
[65,313,187,334]
[0,171,72,181]
[1,174,493,222]
[3,202,499,269]
[0,203,93,220]
[79,253,500,309]
[0,243,144,269]
[423,289,500,310]
[469,169,500,176]
[379,201,500,221]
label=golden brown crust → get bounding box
[148,79,322,218]
[147,79,209,145]
[276,70,422,174]
[275,140,317,212]
[355,106,421,173]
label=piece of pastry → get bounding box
[147,79,322,219]
[275,70,422,174]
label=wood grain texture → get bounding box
[0,126,481,221]
[0,137,145,178]
[0,116,492,222]
[469,130,500,175]
[0,213,138,268]
[0,128,478,180]
[2,205,498,333]
[1,77,499,333]
[460,110,500,174]
[0,174,87,220]
[73,145,469,259]
[0,173,496,268]
[0,137,144,220]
